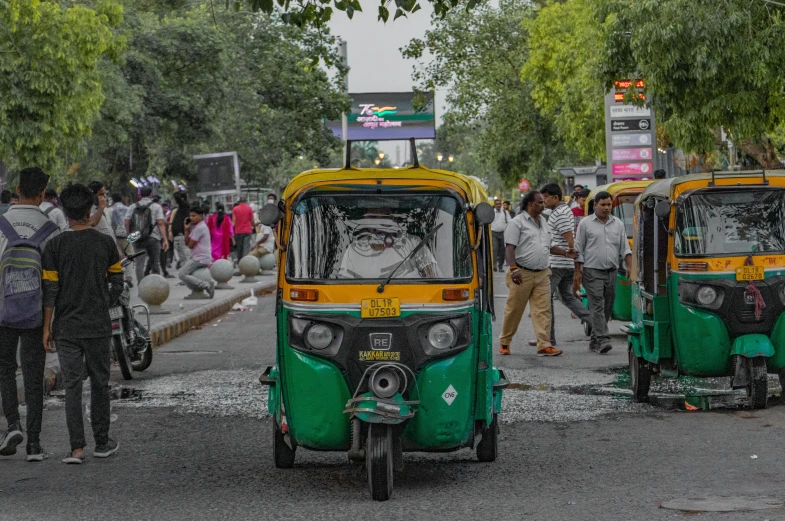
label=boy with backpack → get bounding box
[0,167,59,462]
[42,183,124,463]
[123,187,168,285]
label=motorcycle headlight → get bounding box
[696,286,718,306]
[427,323,456,350]
[305,324,333,350]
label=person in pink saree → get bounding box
[206,202,234,261]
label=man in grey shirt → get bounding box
[573,191,632,354]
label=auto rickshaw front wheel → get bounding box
[367,424,393,501]
[272,418,296,468]
[628,348,651,403]
[476,413,498,462]
[747,357,768,410]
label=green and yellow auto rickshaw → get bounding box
[581,181,653,335]
[258,152,506,500]
[626,171,785,408]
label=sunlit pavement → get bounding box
[2,277,785,520]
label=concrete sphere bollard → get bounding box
[138,274,171,314]
[238,255,260,283]
[210,259,234,290]
[183,267,213,299]
[258,253,276,272]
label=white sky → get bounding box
[328,5,447,163]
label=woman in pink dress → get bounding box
[207,202,235,261]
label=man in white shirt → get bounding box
[490,198,511,272]
[499,191,572,357]
[250,223,276,258]
[39,189,68,231]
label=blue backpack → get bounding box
[0,216,57,329]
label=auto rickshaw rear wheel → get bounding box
[272,417,296,468]
[367,424,393,501]
[628,348,651,403]
[747,357,768,410]
[476,413,498,462]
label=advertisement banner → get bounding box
[326,92,435,140]
[611,148,653,161]
[612,162,653,175]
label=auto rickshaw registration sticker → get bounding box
[361,298,401,318]
[736,266,764,281]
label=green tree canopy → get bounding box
[0,0,124,171]
[402,0,577,189]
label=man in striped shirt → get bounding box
[541,184,590,346]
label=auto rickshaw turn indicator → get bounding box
[259,160,507,501]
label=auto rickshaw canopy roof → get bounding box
[637,170,785,203]
[282,167,489,206]
[588,180,653,199]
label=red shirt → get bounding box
[571,206,585,218]
[232,203,254,234]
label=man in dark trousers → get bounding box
[0,167,59,462]
[42,183,123,463]
[490,198,512,272]
[573,191,632,354]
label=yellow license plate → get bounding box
[736,266,764,281]
[361,298,401,319]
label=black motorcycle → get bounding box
[110,233,153,380]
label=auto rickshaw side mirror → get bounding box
[259,203,283,226]
[654,200,671,219]
[474,202,495,225]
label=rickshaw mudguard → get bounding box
[348,393,414,425]
[259,366,279,417]
[402,346,476,450]
[731,334,774,359]
[280,349,352,450]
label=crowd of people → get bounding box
[495,183,631,357]
[0,167,278,464]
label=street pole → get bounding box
[338,39,349,160]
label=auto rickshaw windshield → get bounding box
[286,193,473,281]
[674,188,785,256]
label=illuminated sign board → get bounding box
[326,92,435,140]
[604,79,657,181]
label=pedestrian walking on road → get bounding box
[571,188,590,232]
[0,167,59,462]
[499,191,569,357]
[40,189,69,232]
[573,191,632,354]
[42,183,123,464]
[503,200,516,218]
[232,196,254,259]
[540,184,588,347]
[124,187,169,285]
[180,204,215,298]
[491,199,511,272]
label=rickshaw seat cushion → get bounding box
[731,334,774,359]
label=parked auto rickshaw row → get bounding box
[259,161,506,500]
[579,172,784,409]
[625,170,785,409]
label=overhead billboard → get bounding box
[326,92,436,140]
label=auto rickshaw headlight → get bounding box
[428,323,456,350]
[696,286,718,306]
[305,323,333,350]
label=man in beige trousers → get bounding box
[499,190,577,356]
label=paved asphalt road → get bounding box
[2,271,785,521]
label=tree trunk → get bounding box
[739,137,782,169]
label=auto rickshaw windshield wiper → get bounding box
[377,223,443,294]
